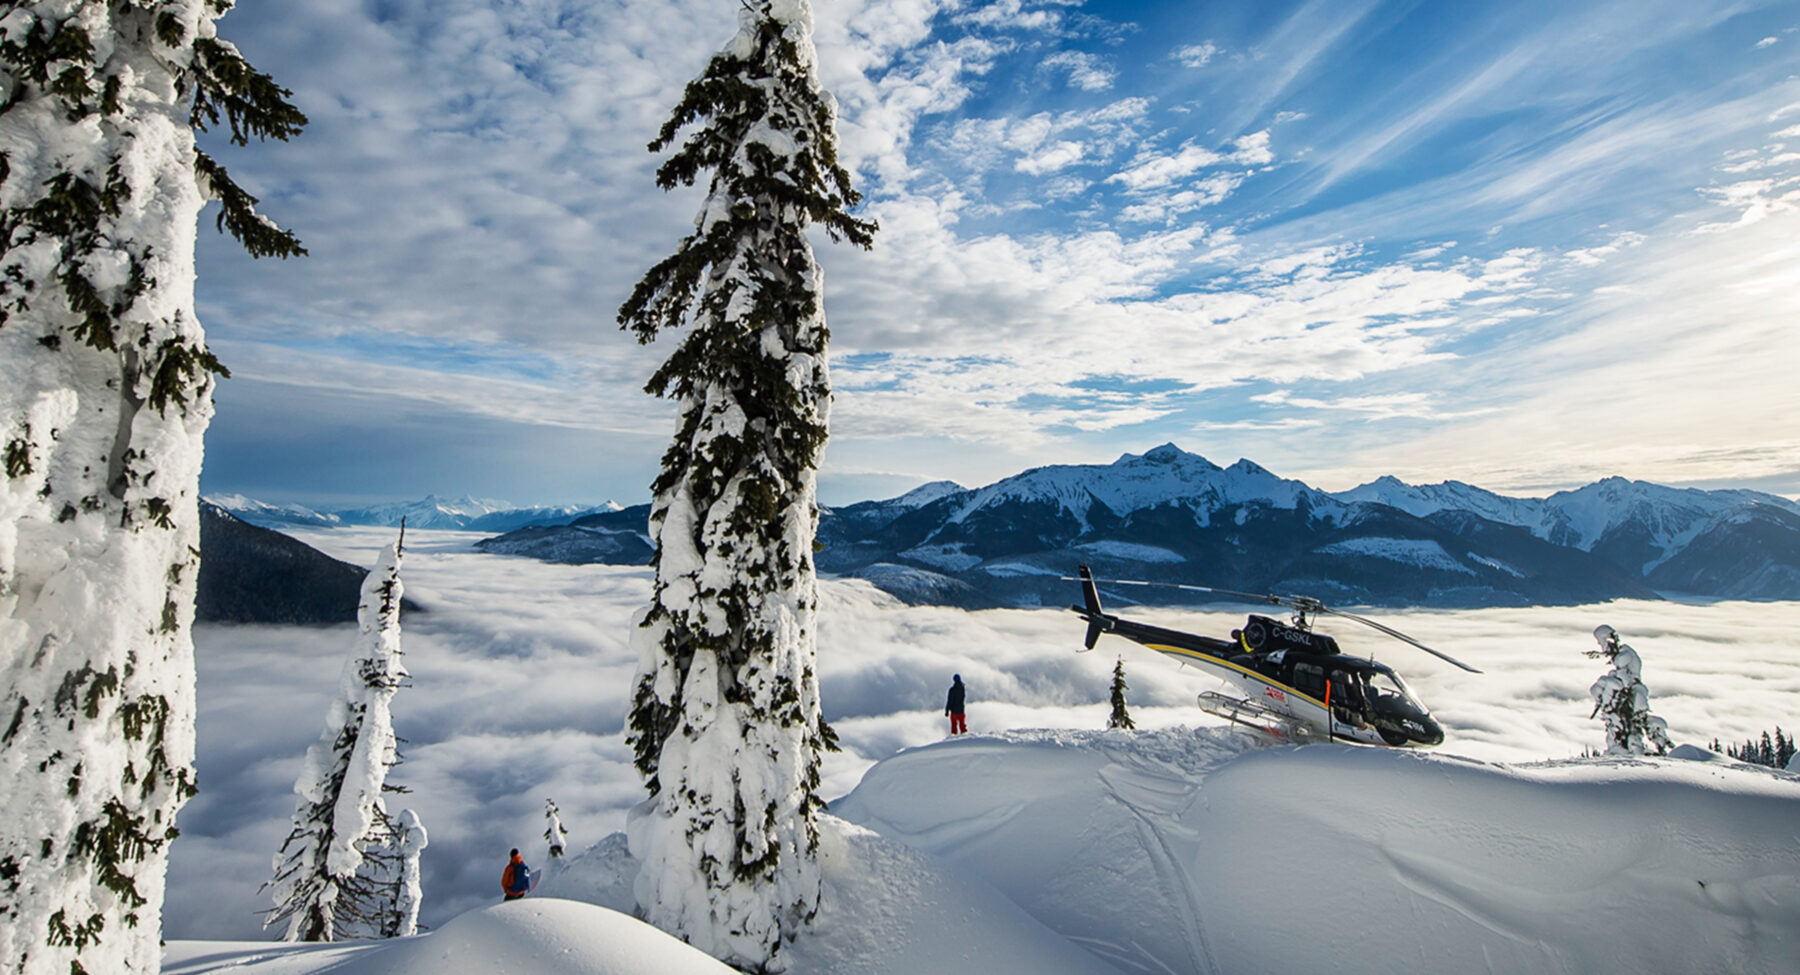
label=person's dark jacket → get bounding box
[946,678,966,715]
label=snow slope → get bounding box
[204,494,342,527]
[169,729,1800,975]
[1333,475,1542,526]
[834,729,1800,975]
[164,899,738,974]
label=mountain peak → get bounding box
[893,480,965,508]
[1228,458,1270,476]
[1117,443,1215,468]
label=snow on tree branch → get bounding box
[545,797,569,861]
[1586,625,1673,757]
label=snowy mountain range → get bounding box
[849,444,1800,606]
[1336,473,1800,580]
[475,443,1800,607]
[205,492,621,533]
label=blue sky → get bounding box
[194,0,1800,507]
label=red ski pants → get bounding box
[949,712,967,734]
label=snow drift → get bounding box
[165,899,737,975]
[833,728,1800,975]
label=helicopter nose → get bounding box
[1418,717,1445,747]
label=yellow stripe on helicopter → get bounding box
[1142,642,1330,711]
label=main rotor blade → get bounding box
[1314,606,1483,673]
[1060,576,1287,607]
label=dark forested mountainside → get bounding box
[197,504,421,624]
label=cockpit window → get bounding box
[1367,668,1426,712]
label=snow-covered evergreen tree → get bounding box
[617,0,872,969]
[0,4,302,972]
[266,539,409,942]
[1585,625,1672,757]
[385,808,427,939]
[544,797,568,862]
[1107,656,1135,730]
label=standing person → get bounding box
[502,848,532,901]
[946,674,968,735]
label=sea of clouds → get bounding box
[165,527,1800,940]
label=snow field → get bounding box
[832,729,1800,975]
[173,729,1800,974]
[165,898,738,975]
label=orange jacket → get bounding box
[502,855,527,895]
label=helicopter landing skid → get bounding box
[1197,690,1321,743]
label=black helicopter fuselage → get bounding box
[1074,572,1445,747]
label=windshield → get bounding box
[1365,666,1427,713]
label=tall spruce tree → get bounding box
[266,538,409,942]
[1585,625,1672,757]
[618,0,872,969]
[1107,655,1135,730]
[0,4,302,972]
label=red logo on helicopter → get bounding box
[1264,686,1286,703]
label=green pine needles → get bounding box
[1108,656,1136,730]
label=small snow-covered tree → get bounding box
[1585,625,1672,757]
[382,809,427,939]
[0,4,303,972]
[544,797,568,862]
[617,0,872,969]
[1107,656,1135,730]
[266,539,409,941]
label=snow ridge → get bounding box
[1334,473,1800,568]
[946,443,1337,529]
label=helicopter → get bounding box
[1070,564,1480,747]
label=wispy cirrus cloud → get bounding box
[1173,41,1220,68]
[1107,130,1273,191]
[931,98,1152,179]
[1040,50,1115,91]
